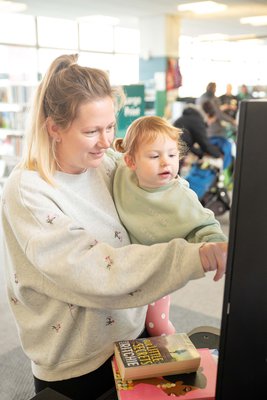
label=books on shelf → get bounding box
[112,348,217,400]
[114,333,201,381]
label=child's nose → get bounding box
[160,157,168,166]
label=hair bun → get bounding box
[113,138,125,153]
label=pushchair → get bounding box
[184,136,234,216]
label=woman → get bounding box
[1,54,227,399]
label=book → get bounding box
[114,333,201,380]
[112,348,217,400]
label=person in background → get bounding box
[173,103,222,159]
[196,82,237,138]
[237,84,253,103]
[219,83,238,119]
[113,116,227,337]
[1,54,227,400]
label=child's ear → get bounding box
[124,154,137,171]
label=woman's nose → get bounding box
[98,131,112,148]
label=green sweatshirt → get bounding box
[113,159,227,245]
[1,149,205,382]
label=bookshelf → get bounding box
[0,78,37,194]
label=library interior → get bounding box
[0,1,266,400]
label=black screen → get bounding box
[216,100,267,398]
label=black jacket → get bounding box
[174,107,221,158]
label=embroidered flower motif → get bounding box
[106,169,112,178]
[89,239,98,249]
[114,231,122,242]
[46,214,56,224]
[128,289,141,296]
[104,256,113,270]
[52,323,61,333]
[106,316,115,326]
[11,296,18,305]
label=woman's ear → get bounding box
[46,117,61,142]
[124,154,136,171]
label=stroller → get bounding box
[184,136,234,216]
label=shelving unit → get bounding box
[0,79,36,194]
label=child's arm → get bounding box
[145,295,176,336]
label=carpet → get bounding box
[170,304,221,334]
[0,346,35,400]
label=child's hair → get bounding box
[114,115,187,159]
[18,53,125,185]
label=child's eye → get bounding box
[150,155,159,159]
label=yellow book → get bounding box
[114,333,201,380]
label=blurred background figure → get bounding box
[219,84,238,119]
[173,103,221,159]
[236,84,253,103]
[196,82,237,139]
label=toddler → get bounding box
[113,116,227,336]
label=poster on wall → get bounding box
[116,84,145,138]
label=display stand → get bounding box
[29,387,71,400]
[188,325,220,350]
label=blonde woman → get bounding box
[1,55,227,399]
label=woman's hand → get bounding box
[199,242,228,281]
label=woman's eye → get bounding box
[86,130,98,137]
[106,125,115,132]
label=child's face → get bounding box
[126,135,179,189]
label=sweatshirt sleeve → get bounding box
[1,170,205,312]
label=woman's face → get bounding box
[55,97,116,173]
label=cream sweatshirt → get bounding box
[1,149,204,382]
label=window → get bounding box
[114,27,140,54]
[0,13,36,46]
[37,17,78,49]
[79,22,114,52]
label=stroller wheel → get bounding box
[208,200,229,216]
[201,188,231,216]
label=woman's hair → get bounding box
[114,115,187,159]
[18,53,125,184]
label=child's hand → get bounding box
[199,242,228,281]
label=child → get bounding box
[113,115,227,336]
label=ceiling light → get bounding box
[0,1,27,13]
[77,15,120,26]
[178,1,227,14]
[240,16,267,27]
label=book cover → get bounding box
[112,348,217,400]
[114,333,201,380]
